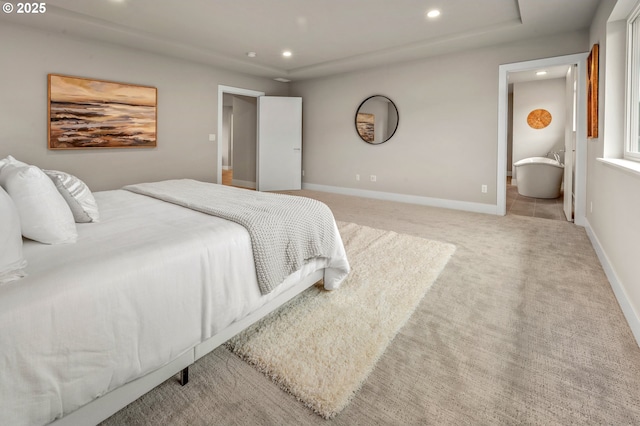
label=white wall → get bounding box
[291,31,588,211]
[0,22,288,191]
[586,0,640,344]
[512,78,566,176]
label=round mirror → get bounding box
[355,95,399,144]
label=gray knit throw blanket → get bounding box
[124,179,337,294]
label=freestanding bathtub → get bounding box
[513,157,564,198]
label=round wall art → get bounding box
[527,109,552,129]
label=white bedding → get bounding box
[0,189,349,426]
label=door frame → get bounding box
[563,64,578,222]
[497,53,588,226]
[216,85,264,185]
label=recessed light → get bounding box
[426,9,441,18]
[282,50,292,58]
[536,71,548,76]
[246,52,257,58]
[274,78,291,83]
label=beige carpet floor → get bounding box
[102,190,640,425]
[225,222,455,419]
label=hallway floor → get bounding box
[221,169,255,190]
[222,169,233,186]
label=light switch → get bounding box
[208,134,216,142]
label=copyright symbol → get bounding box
[2,3,13,13]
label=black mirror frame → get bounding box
[354,95,399,145]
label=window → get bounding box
[626,4,640,160]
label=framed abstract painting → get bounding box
[48,74,157,149]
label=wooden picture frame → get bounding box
[587,44,599,139]
[48,74,157,149]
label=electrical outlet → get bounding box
[481,184,488,193]
[302,170,305,177]
[370,175,377,182]
[590,201,593,213]
[356,174,360,181]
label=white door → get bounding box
[563,65,577,221]
[257,96,302,191]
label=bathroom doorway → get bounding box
[497,53,588,226]
[505,64,575,221]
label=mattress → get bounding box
[0,189,347,426]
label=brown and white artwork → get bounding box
[527,109,552,129]
[356,113,375,143]
[48,74,157,149]
[587,44,599,139]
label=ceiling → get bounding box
[0,0,600,81]
[509,65,572,84]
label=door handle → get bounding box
[293,148,301,151]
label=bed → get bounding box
[0,175,350,426]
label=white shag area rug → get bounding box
[225,221,456,419]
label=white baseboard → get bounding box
[222,166,231,171]
[584,218,640,347]
[232,179,256,189]
[302,183,499,215]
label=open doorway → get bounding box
[497,53,588,226]
[216,86,302,192]
[218,86,303,192]
[221,93,258,189]
[217,85,264,187]
[505,64,574,221]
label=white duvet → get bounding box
[0,189,349,426]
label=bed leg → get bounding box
[180,367,189,386]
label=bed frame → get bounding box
[51,269,325,426]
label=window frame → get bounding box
[626,3,640,161]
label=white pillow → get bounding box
[0,186,27,284]
[45,170,99,223]
[0,155,28,172]
[0,164,77,244]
